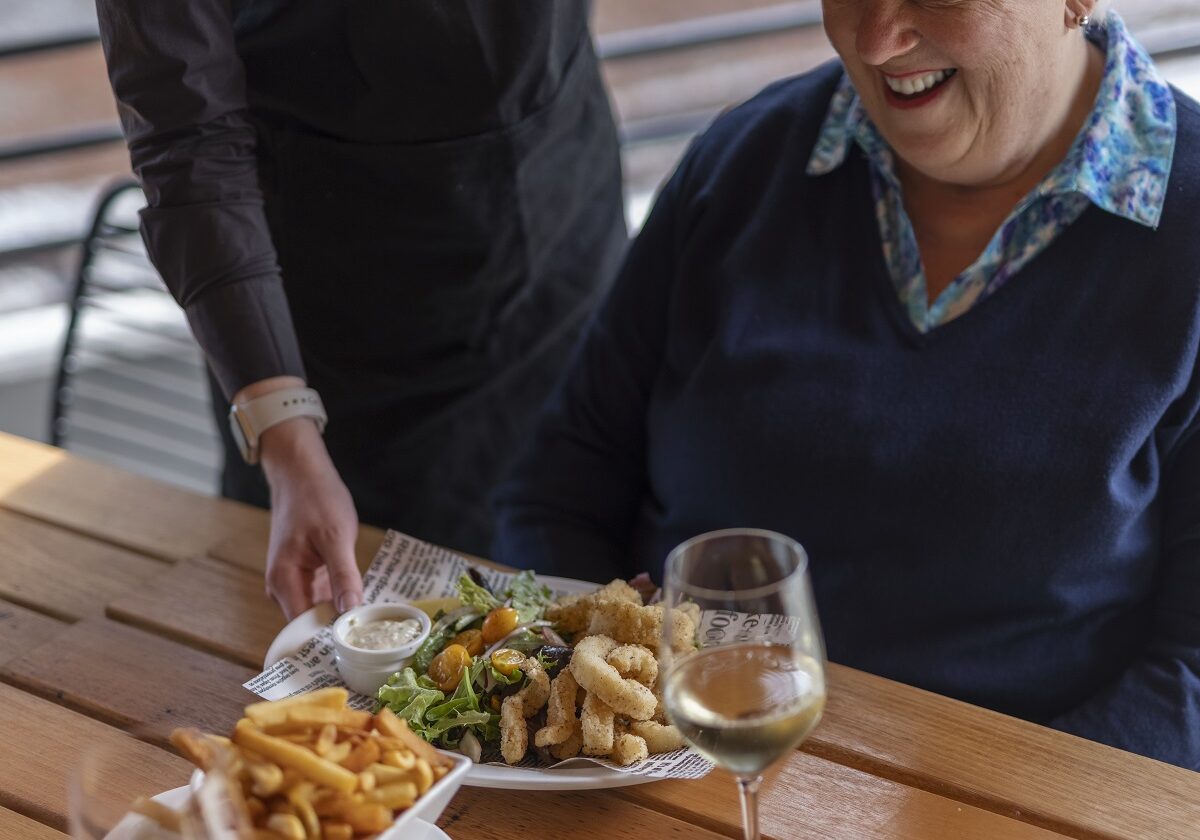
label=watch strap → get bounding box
[229,387,327,465]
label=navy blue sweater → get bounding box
[493,62,1200,769]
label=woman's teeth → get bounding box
[885,69,956,97]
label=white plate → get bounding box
[103,785,454,840]
[264,574,659,790]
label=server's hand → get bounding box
[260,417,363,619]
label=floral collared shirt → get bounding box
[806,11,1177,332]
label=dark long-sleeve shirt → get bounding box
[95,0,594,399]
[492,62,1200,769]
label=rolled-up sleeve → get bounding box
[95,0,305,398]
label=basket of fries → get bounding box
[135,687,470,838]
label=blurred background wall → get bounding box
[1,0,1198,493]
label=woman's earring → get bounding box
[1077,14,1091,27]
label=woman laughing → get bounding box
[494,1,1200,769]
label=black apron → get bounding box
[213,1,627,555]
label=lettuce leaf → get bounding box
[487,662,524,687]
[456,574,501,612]
[376,660,501,749]
[374,668,444,740]
[412,624,454,675]
[506,570,553,623]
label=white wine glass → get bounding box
[660,528,826,840]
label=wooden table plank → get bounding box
[0,600,66,667]
[808,664,1200,840]
[0,508,167,621]
[2,619,256,747]
[0,621,1065,840]
[107,556,284,669]
[0,806,67,840]
[440,787,730,840]
[619,756,1066,840]
[0,684,191,831]
[106,548,1200,840]
[0,430,265,565]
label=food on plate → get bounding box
[533,668,580,747]
[543,578,643,634]
[373,569,697,768]
[571,634,658,720]
[342,617,424,650]
[580,691,616,756]
[138,687,453,838]
[585,599,697,652]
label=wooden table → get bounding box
[2,429,1198,840]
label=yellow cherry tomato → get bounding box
[451,628,484,657]
[427,644,472,692]
[481,606,520,645]
[490,648,525,678]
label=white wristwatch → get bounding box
[228,386,327,465]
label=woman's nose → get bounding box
[854,1,921,67]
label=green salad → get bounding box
[375,571,567,760]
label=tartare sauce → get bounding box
[343,618,423,650]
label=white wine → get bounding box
[664,642,825,776]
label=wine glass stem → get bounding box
[737,774,763,840]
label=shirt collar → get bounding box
[805,11,1177,229]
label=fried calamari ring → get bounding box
[580,692,615,756]
[550,718,583,760]
[586,601,696,653]
[611,732,649,766]
[500,695,528,765]
[570,635,657,721]
[629,720,685,754]
[500,657,553,764]
[534,668,580,747]
[605,644,657,688]
[515,657,550,716]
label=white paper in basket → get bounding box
[242,529,714,781]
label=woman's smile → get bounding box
[882,68,959,109]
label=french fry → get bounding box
[169,728,217,771]
[312,789,354,818]
[343,802,392,834]
[381,749,415,770]
[245,754,285,797]
[233,719,358,794]
[130,796,182,832]
[412,758,434,795]
[245,795,267,823]
[367,762,413,785]
[170,690,448,840]
[266,812,305,839]
[286,780,321,839]
[321,821,354,840]
[314,723,337,756]
[245,687,349,726]
[367,781,418,809]
[339,736,381,773]
[262,706,372,735]
[373,708,449,768]
[324,739,353,764]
